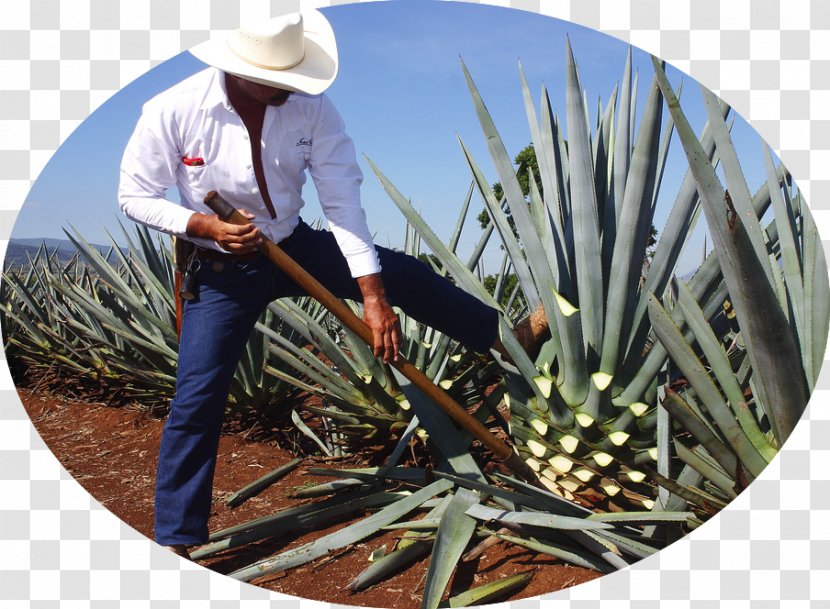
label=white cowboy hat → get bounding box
[189,9,338,95]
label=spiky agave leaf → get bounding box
[801,200,830,387]
[616,172,784,407]
[447,572,534,608]
[493,531,614,573]
[597,71,664,391]
[648,293,768,479]
[619,98,727,371]
[230,478,454,581]
[422,488,480,609]
[464,502,611,531]
[651,57,810,446]
[1,225,295,410]
[563,39,604,357]
[226,458,303,508]
[191,487,406,560]
[672,279,776,462]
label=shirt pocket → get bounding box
[181,136,215,169]
[179,159,209,188]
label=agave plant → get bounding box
[258,213,506,454]
[2,227,180,398]
[0,223,296,413]
[369,46,697,508]
[644,59,827,505]
[259,296,412,453]
[366,41,811,518]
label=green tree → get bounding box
[477,144,541,228]
[482,272,523,314]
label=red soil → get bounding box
[19,388,600,608]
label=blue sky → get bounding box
[15,0,772,276]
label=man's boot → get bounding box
[165,544,191,559]
[492,303,550,363]
[514,302,550,359]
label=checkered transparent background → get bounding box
[2,0,829,606]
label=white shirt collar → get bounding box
[199,69,234,112]
[198,68,301,113]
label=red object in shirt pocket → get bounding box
[182,156,205,167]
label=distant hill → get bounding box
[3,238,122,271]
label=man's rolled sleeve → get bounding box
[118,101,193,238]
[308,94,381,278]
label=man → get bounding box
[118,10,547,557]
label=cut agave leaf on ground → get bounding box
[307,466,427,483]
[590,529,660,560]
[349,494,453,592]
[290,478,368,499]
[391,369,485,483]
[192,489,403,560]
[380,518,442,531]
[490,473,594,518]
[434,471,550,513]
[494,532,614,573]
[230,478,454,581]
[349,539,433,592]
[225,458,303,508]
[448,572,534,608]
[464,503,612,531]
[564,530,631,571]
[291,410,332,457]
[423,488,480,609]
[586,511,694,524]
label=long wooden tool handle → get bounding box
[204,192,541,485]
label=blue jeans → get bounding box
[154,220,499,545]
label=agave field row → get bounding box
[2,45,827,606]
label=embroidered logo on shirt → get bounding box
[182,156,205,167]
[296,138,312,148]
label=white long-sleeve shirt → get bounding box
[118,67,381,277]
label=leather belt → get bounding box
[195,247,261,263]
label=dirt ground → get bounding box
[19,387,600,608]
